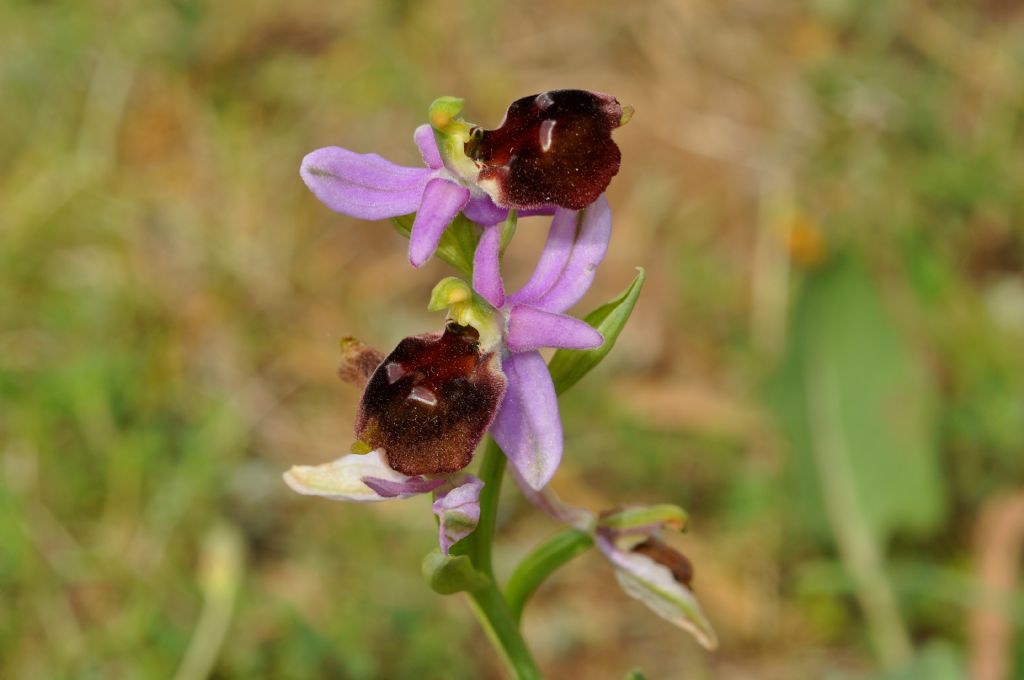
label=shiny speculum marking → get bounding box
[467,89,627,211]
[356,322,507,476]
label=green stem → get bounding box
[467,582,542,680]
[460,438,541,679]
[505,528,594,622]
[471,438,506,578]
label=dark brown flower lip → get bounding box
[355,322,507,477]
[467,89,628,211]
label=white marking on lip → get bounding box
[408,386,438,407]
[540,119,556,152]
[476,176,503,203]
[535,92,554,111]
[385,362,406,384]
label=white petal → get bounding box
[283,449,417,502]
[603,541,718,650]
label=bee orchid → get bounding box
[300,90,628,267]
[284,331,504,555]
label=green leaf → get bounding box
[421,550,489,595]
[391,213,481,277]
[504,528,594,621]
[624,670,648,680]
[769,256,945,543]
[548,267,646,395]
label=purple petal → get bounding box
[414,124,443,170]
[463,195,510,226]
[506,305,603,352]
[532,194,612,313]
[408,178,470,267]
[432,475,484,554]
[489,351,562,490]
[472,226,505,308]
[507,207,578,306]
[301,147,430,220]
[363,475,446,498]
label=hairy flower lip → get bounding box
[468,89,627,211]
[356,323,507,478]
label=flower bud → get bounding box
[598,504,689,535]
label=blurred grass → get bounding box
[2,0,1024,678]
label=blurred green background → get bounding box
[2,0,1024,678]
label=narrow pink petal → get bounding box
[301,147,429,220]
[414,124,443,169]
[506,305,602,352]
[472,226,505,308]
[463,195,509,226]
[508,467,595,530]
[432,475,484,554]
[532,194,612,313]
[489,351,562,490]
[408,178,470,267]
[507,207,578,306]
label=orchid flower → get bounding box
[284,331,505,555]
[301,90,629,267]
[513,474,719,650]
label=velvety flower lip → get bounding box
[356,322,507,477]
[468,90,630,211]
[301,124,517,267]
[470,195,612,490]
